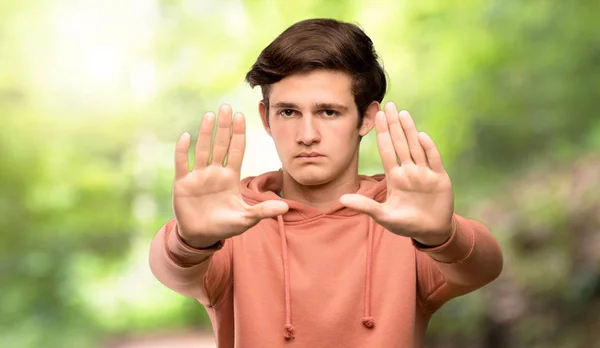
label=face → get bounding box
[259,70,378,187]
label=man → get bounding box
[149,18,503,347]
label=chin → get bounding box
[286,166,335,186]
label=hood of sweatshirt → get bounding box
[240,170,387,339]
[241,170,387,221]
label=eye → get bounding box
[321,109,338,117]
[278,109,296,117]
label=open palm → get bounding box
[340,103,454,246]
[173,105,288,247]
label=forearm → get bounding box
[149,219,223,301]
[418,214,503,286]
[415,214,503,313]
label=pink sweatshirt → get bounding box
[149,171,503,347]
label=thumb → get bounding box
[247,200,290,221]
[339,194,381,217]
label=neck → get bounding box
[280,163,360,212]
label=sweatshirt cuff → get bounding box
[164,220,224,267]
[412,214,475,264]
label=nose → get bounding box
[296,115,321,145]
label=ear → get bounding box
[259,101,272,136]
[359,101,379,136]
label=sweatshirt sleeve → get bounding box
[414,213,503,314]
[148,219,233,308]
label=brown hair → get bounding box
[245,18,387,125]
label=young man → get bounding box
[149,18,503,347]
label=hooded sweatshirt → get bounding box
[149,171,503,347]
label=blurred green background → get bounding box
[1,0,599,347]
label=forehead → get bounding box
[269,70,354,106]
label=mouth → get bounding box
[295,152,325,158]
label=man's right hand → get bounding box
[172,104,289,248]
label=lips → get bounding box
[296,152,324,158]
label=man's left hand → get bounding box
[340,102,454,247]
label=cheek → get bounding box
[270,127,293,152]
[328,122,360,141]
[270,119,302,139]
[270,125,287,140]
[328,127,360,155]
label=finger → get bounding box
[398,110,427,165]
[226,112,246,173]
[175,132,191,180]
[210,104,233,166]
[375,111,400,173]
[384,102,412,165]
[339,194,382,218]
[194,112,215,169]
[418,132,446,173]
[247,200,290,221]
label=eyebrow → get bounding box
[271,102,349,111]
